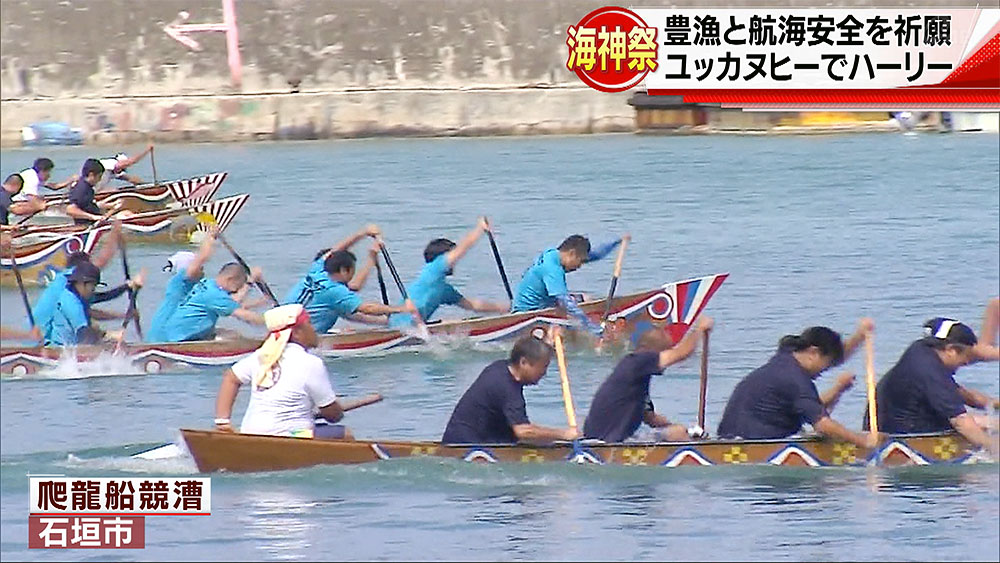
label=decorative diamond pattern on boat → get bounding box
[767,445,823,467]
[933,437,959,460]
[723,445,749,464]
[410,445,438,457]
[831,442,858,465]
[520,450,545,463]
[620,447,649,466]
[661,447,713,467]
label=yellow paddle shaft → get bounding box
[611,237,629,278]
[554,332,578,429]
[865,333,878,434]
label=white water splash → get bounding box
[24,349,146,380]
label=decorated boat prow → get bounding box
[1,194,251,287]
[175,429,987,473]
[38,172,228,214]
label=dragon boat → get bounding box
[0,274,727,376]
[37,172,228,214]
[0,194,250,287]
[174,429,983,473]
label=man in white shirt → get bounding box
[213,304,355,439]
[15,158,76,202]
[97,145,154,188]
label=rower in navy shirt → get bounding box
[866,318,998,455]
[66,159,122,225]
[717,320,878,449]
[442,334,580,445]
[583,316,713,443]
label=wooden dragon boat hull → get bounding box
[176,429,985,473]
[39,172,228,214]
[0,194,250,288]
[0,274,726,375]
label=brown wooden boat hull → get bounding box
[178,429,986,473]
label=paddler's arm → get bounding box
[329,224,381,257]
[232,308,266,326]
[585,236,624,263]
[119,145,154,171]
[958,386,999,410]
[8,197,46,217]
[556,294,602,336]
[317,401,344,423]
[47,175,78,190]
[820,372,856,414]
[187,227,217,281]
[356,301,413,317]
[983,298,999,345]
[348,241,381,291]
[74,325,106,345]
[344,312,389,326]
[657,316,713,369]
[90,221,123,269]
[458,297,509,314]
[445,217,490,269]
[842,318,875,361]
[66,203,103,223]
[512,423,580,444]
[91,274,143,305]
[813,416,879,449]
[214,369,242,433]
[950,412,999,456]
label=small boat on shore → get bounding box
[0,194,251,287]
[174,429,983,473]
[0,274,726,375]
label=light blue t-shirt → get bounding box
[30,269,71,331]
[146,272,200,342]
[511,248,568,312]
[283,258,363,333]
[388,254,463,327]
[44,288,90,346]
[162,278,240,343]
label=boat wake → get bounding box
[7,350,146,380]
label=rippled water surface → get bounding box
[2,133,999,561]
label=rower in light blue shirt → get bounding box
[389,217,509,328]
[283,224,412,332]
[511,234,626,335]
[147,229,218,342]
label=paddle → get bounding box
[150,145,158,186]
[377,240,429,338]
[7,243,37,334]
[485,228,513,301]
[553,330,578,430]
[340,393,384,412]
[697,331,709,435]
[195,212,279,306]
[374,256,390,306]
[118,235,143,340]
[600,235,629,327]
[865,332,878,437]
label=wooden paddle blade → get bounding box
[553,332,578,429]
[865,333,878,434]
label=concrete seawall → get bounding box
[0,0,986,145]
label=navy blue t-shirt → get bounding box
[583,351,662,442]
[717,349,828,439]
[864,340,966,433]
[68,178,100,224]
[442,360,531,444]
[0,188,12,225]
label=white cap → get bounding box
[164,251,196,273]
